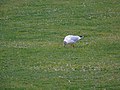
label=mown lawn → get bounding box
[0,0,120,90]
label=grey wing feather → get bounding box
[71,36,79,42]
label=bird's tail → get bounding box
[63,41,67,47]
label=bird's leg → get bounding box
[73,44,75,47]
[71,44,74,47]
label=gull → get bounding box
[63,35,83,47]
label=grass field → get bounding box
[0,0,120,90]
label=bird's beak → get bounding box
[81,36,84,38]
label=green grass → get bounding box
[0,0,120,90]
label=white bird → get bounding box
[63,35,83,47]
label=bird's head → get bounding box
[79,36,84,39]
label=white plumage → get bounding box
[63,35,83,47]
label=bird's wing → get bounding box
[64,36,73,43]
[70,36,80,42]
[64,35,81,44]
